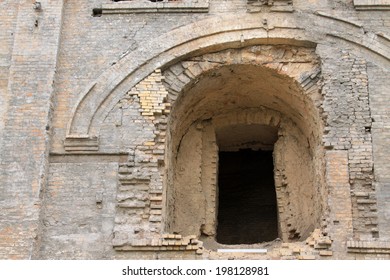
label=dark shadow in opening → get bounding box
[217,149,278,244]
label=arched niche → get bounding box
[163,46,326,246]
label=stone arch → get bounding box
[163,45,326,245]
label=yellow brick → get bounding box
[319,250,333,256]
[299,255,316,260]
[196,249,204,255]
[292,248,301,254]
[144,142,155,146]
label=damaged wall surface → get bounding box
[0,0,390,260]
[164,46,325,247]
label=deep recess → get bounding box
[217,149,278,244]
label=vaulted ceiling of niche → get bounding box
[171,64,315,140]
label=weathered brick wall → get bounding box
[40,160,120,259]
[0,0,64,259]
[0,0,389,259]
[50,0,207,154]
[209,0,247,13]
[368,63,390,239]
[321,48,377,240]
[0,1,20,258]
[0,0,19,152]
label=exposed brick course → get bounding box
[1,0,389,259]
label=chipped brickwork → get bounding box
[163,45,321,104]
[127,70,171,116]
[163,45,326,246]
[1,0,389,260]
[321,50,377,240]
[116,234,204,255]
[112,70,170,249]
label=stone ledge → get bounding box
[347,240,390,254]
[64,136,99,152]
[97,1,209,14]
[353,0,390,10]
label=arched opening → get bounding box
[164,46,326,247]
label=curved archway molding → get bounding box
[64,13,390,150]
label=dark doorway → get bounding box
[216,149,278,244]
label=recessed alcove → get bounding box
[216,124,279,244]
[163,47,326,248]
[217,149,278,244]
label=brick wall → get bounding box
[368,63,390,239]
[320,47,377,240]
[0,0,389,259]
[0,0,64,259]
[0,0,19,153]
[50,0,206,154]
[39,160,119,259]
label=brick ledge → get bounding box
[347,240,390,254]
[353,0,390,10]
[97,1,209,14]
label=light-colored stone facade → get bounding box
[0,0,389,259]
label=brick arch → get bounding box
[108,44,381,251]
[163,54,327,244]
[55,10,390,257]
[162,45,321,138]
[64,13,390,147]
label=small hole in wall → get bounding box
[92,8,102,17]
[288,228,300,241]
[96,192,103,209]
